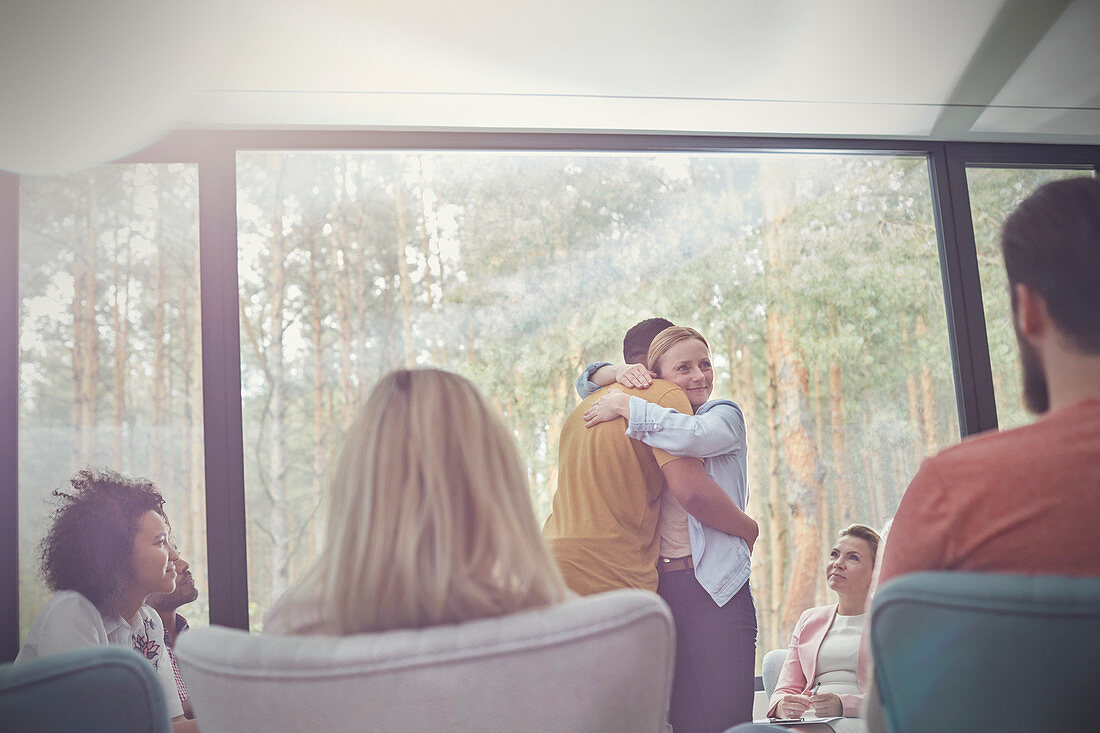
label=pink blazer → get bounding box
[766,604,871,718]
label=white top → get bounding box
[16,590,184,719]
[813,612,865,696]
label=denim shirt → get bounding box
[576,362,752,606]
[575,361,614,399]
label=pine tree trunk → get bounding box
[812,365,830,608]
[729,333,772,650]
[179,232,194,557]
[775,324,826,634]
[417,176,442,366]
[812,367,825,452]
[111,231,129,468]
[152,175,167,483]
[828,306,852,528]
[903,323,922,465]
[761,163,787,653]
[309,234,327,557]
[863,412,881,525]
[188,309,204,591]
[916,315,938,457]
[83,192,100,462]
[394,159,416,368]
[829,361,852,518]
[764,319,786,652]
[759,160,825,636]
[543,370,569,515]
[267,161,290,602]
[334,216,357,428]
[72,174,100,468]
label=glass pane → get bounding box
[19,164,208,641]
[237,151,957,662]
[965,166,1093,430]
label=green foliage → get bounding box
[233,151,960,638]
[20,152,1069,654]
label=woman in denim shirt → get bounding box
[579,325,757,733]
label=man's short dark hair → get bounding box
[1002,176,1100,353]
[623,317,674,363]
[40,469,168,617]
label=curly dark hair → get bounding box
[40,469,169,617]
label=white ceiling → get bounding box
[1,0,1098,173]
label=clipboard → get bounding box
[757,716,844,726]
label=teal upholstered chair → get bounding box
[870,572,1100,733]
[0,645,170,732]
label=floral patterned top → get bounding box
[16,590,184,719]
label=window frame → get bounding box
[2,131,1098,660]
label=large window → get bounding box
[5,135,1095,667]
[965,167,1094,430]
[236,150,957,657]
[18,164,208,640]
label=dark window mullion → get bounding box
[929,145,999,438]
[198,146,250,630]
[0,172,19,662]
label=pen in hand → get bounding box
[803,684,821,717]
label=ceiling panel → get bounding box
[974,0,1100,137]
[1,0,1098,173]
[197,0,1006,116]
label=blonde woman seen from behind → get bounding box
[266,368,569,635]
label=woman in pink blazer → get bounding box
[767,524,882,729]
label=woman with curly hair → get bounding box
[16,470,198,732]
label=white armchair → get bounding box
[176,588,674,733]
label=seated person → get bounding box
[767,524,881,732]
[148,548,200,719]
[17,470,198,733]
[266,368,569,634]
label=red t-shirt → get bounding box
[879,399,1100,585]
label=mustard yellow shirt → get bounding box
[543,380,694,595]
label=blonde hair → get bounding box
[308,368,567,634]
[646,326,709,375]
[837,523,883,567]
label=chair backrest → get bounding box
[870,571,1100,733]
[177,588,674,733]
[760,648,787,699]
[0,645,171,733]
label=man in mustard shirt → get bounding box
[544,318,758,595]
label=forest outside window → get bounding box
[236,150,958,661]
[18,163,209,641]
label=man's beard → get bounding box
[148,575,199,611]
[1016,331,1050,414]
